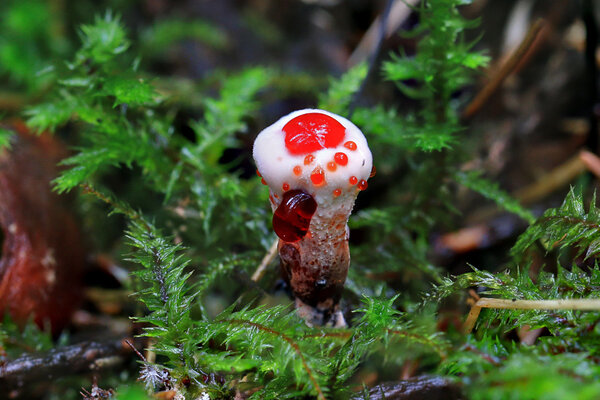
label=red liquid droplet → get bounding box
[304,154,315,165]
[370,165,376,178]
[344,141,357,151]
[282,182,290,191]
[283,113,346,155]
[327,161,337,172]
[358,179,368,191]
[349,176,358,185]
[293,165,302,176]
[310,167,325,186]
[273,189,318,242]
[333,189,342,197]
[256,169,262,177]
[334,152,348,166]
[261,178,267,185]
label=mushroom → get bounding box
[253,109,372,326]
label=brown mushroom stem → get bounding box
[279,208,351,327]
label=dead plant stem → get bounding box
[464,297,600,333]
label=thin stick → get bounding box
[348,0,419,67]
[465,153,586,224]
[461,19,546,120]
[251,238,279,282]
[125,339,146,361]
[463,305,482,334]
[513,153,586,205]
[476,298,600,310]
[348,0,395,117]
[464,297,600,333]
[0,337,137,393]
[579,149,600,178]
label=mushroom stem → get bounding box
[278,207,351,327]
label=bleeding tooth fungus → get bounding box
[253,109,372,326]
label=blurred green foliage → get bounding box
[1,0,600,399]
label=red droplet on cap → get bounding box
[293,165,302,176]
[333,188,342,197]
[310,167,325,186]
[344,141,357,151]
[304,154,315,165]
[349,176,358,185]
[273,189,318,242]
[358,179,368,191]
[334,152,348,166]
[282,182,290,191]
[283,112,346,155]
[261,178,267,185]
[327,161,337,172]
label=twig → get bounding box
[476,297,600,310]
[125,339,146,361]
[251,238,279,282]
[513,153,586,205]
[0,337,139,394]
[463,305,482,334]
[579,149,600,178]
[348,0,395,117]
[464,153,586,225]
[352,376,462,400]
[347,0,419,67]
[464,297,600,333]
[461,19,546,120]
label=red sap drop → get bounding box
[334,152,348,166]
[282,113,346,155]
[310,167,325,186]
[344,141,357,151]
[273,189,318,242]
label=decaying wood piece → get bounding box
[0,122,85,334]
[0,336,136,396]
[352,376,463,400]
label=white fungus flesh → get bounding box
[253,108,372,210]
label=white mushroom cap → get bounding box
[253,109,372,208]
